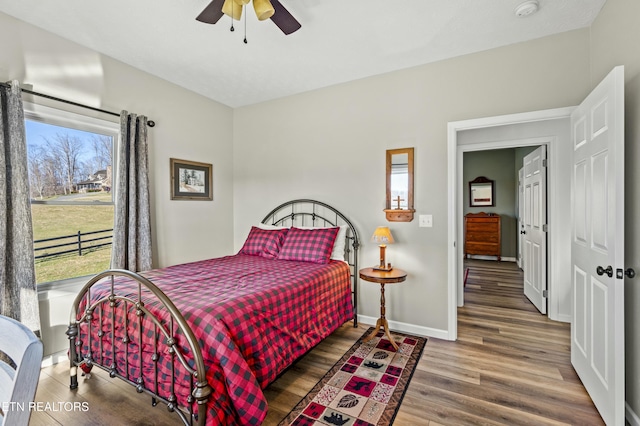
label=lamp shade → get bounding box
[253,0,275,21]
[233,0,251,5]
[222,0,242,20]
[371,227,395,245]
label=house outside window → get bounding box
[24,103,119,288]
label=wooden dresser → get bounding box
[464,212,501,261]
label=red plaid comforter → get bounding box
[76,254,353,425]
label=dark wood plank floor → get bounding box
[31,260,603,425]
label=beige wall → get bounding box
[233,29,591,335]
[0,12,235,356]
[590,0,640,417]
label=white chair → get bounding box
[0,315,43,426]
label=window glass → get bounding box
[24,104,118,285]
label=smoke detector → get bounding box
[514,0,539,17]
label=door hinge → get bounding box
[542,289,548,298]
[542,224,548,232]
[542,159,548,167]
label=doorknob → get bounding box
[596,265,613,277]
[520,230,526,235]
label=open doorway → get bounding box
[462,146,543,307]
[463,146,539,263]
[446,108,575,341]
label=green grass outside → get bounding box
[32,194,114,284]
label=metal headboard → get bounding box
[261,199,360,327]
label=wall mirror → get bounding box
[385,147,415,222]
[469,176,495,207]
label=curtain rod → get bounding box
[0,82,155,127]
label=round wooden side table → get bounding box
[359,267,407,350]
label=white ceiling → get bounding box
[0,0,606,108]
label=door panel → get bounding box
[573,266,587,356]
[522,145,547,314]
[591,151,609,252]
[574,161,588,244]
[517,168,524,269]
[533,182,540,226]
[591,277,608,384]
[570,66,624,425]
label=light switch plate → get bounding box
[419,214,433,227]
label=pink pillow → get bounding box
[239,227,289,259]
[277,227,339,264]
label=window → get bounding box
[24,103,119,286]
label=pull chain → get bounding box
[244,5,248,44]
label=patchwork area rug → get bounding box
[279,328,427,426]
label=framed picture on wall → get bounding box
[469,176,494,207]
[170,158,213,200]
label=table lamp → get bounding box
[371,226,395,271]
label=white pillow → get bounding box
[258,223,348,261]
[257,223,288,230]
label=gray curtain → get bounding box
[0,81,40,334]
[111,111,152,272]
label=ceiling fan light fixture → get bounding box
[222,0,242,20]
[253,0,275,21]
[233,0,251,5]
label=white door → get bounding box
[571,66,625,425]
[517,167,524,270]
[522,146,547,314]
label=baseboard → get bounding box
[357,315,449,340]
[467,255,517,262]
[41,350,68,368]
[627,402,640,426]
[553,313,571,324]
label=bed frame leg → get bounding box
[70,371,78,390]
[66,323,79,390]
[194,380,212,426]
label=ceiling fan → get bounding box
[196,0,301,35]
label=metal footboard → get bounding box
[67,269,212,426]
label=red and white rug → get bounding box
[279,328,427,426]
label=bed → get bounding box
[67,199,359,425]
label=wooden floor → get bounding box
[31,260,603,425]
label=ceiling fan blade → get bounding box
[269,0,301,35]
[196,0,225,24]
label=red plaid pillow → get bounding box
[239,227,289,259]
[277,227,340,264]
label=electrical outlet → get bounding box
[419,214,433,227]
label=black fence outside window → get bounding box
[34,229,113,260]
